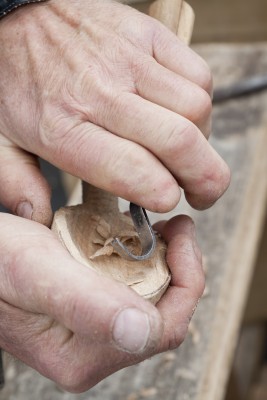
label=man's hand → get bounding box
[0,213,204,392]
[0,0,230,225]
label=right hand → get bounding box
[0,0,230,225]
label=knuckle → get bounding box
[117,12,156,53]
[193,89,212,126]
[207,160,231,200]
[108,141,180,213]
[197,60,213,94]
[38,107,70,149]
[164,122,198,161]
[183,88,212,135]
[150,180,180,213]
[110,93,135,128]
[38,83,96,153]
[191,161,230,209]
[131,56,156,86]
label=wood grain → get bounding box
[149,0,194,42]
[149,0,183,33]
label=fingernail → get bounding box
[112,308,151,353]
[16,201,33,220]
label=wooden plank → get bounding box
[249,365,267,400]
[225,325,266,400]
[244,216,267,324]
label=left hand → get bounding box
[0,213,204,393]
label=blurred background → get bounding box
[134,0,267,43]
[0,1,267,400]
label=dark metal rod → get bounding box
[213,75,267,104]
[0,349,4,389]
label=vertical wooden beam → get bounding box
[0,350,4,389]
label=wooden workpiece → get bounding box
[1,12,267,400]
[52,184,170,304]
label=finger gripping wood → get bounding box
[52,0,194,304]
[52,184,170,304]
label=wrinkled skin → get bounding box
[0,214,204,392]
[0,0,229,393]
[0,0,230,222]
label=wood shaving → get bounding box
[92,238,106,245]
[90,246,114,258]
[95,217,111,239]
[140,387,158,397]
[90,216,141,259]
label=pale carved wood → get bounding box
[52,0,194,304]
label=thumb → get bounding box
[0,214,163,355]
[0,135,52,226]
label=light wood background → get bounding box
[128,0,267,42]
